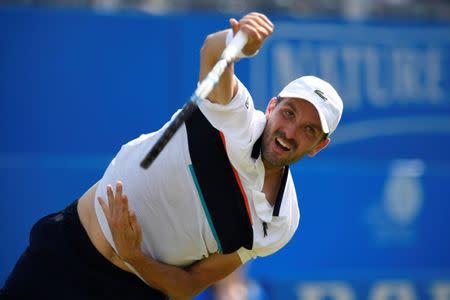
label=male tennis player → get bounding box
[1,12,343,300]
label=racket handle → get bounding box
[221,31,248,62]
[140,100,199,169]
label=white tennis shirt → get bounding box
[94,77,300,267]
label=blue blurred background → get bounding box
[1,1,449,299]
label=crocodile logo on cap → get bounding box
[314,89,327,101]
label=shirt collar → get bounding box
[251,133,290,222]
[273,166,289,217]
[251,134,263,159]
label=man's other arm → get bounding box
[128,251,243,300]
[98,182,246,300]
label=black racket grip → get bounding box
[140,100,199,169]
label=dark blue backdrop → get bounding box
[1,6,449,300]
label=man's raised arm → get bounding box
[199,12,274,105]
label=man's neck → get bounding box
[264,164,284,178]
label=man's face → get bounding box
[261,97,330,169]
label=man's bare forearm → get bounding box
[127,252,198,299]
[199,29,237,105]
[199,14,273,105]
[127,251,242,300]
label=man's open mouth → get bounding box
[275,137,291,151]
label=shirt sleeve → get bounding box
[236,247,255,264]
[198,76,255,143]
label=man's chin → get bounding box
[262,153,290,169]
[262,151,306,169]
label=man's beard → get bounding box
[260,129,304,169]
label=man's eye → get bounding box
[305,126,316,136]
[284,110,294,118]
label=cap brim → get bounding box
[315,106,329,134]
[279,91,330,134]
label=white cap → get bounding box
[278,76,343,135]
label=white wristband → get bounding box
[225,29,258,59]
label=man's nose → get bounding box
[284,122,298,140]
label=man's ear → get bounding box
[309,137,330,157]
[265,97,278,118]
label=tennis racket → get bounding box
[140,31,248,169]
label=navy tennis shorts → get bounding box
[0,200,168,300]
